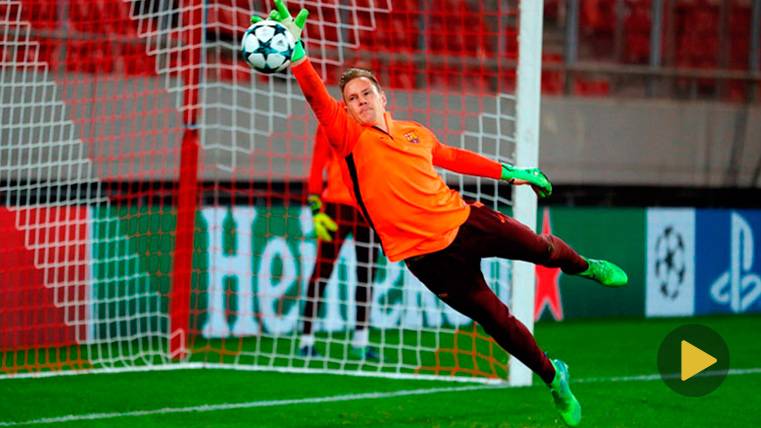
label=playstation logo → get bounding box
[709,212,761,313]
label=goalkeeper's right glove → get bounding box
[252,0,309,63]
[500,164,553,199]
[308,195,338,242]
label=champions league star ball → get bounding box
[654,225,687,300]
[241,20,295,74]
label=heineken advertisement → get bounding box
[3,205,761,348]
[193,206,490,337]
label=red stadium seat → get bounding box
[545,0,561,23]
[67,40,116,74]
[501,69,517,93]
[623,0,651,64]
[386,16,419,53]
[35,38,60,70]
[120,42,156,76]
[0,1,20,23]
[387,59,417,90]
[2,2,56,70]
[503,27,519,61]
[345,0,421,57]
[322,63,343,86]
[675,0,719,68]
[100,0,139,36]
[3,35,59,71]
[580,0,617,59]
[463,65,493,94]
[581,0,616,35]
[673,0,721,94]
[427,0,459,54]
[426,0,492,60]
[208,0,254,42]
[67,0,105,34]
[19,0,58,30]
[724,2,752,101]
[728,2,751,69]
[303,0,340,47]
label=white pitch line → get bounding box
[0,385,495,427]
[1,368,759,426]
[575,367,761,384]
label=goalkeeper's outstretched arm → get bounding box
[432,139,553,199]
[256,0,362,157]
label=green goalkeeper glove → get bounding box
[252,0,309,63]
[308,195,338,242]
[501,164,553,199]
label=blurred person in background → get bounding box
[300,125,380,361]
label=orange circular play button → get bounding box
[657,324,730,397]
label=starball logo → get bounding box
[709,212,761,312]
[654,225,687,300]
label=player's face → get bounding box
[342,77,387,127]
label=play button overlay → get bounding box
[681,340,716,381]
[657,324,729,397]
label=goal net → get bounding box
[0,0,541,385]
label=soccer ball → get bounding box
[241,20,295,74]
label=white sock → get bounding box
[300,334,315,348]
[352,328,369,348]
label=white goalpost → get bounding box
[510,0,544,387]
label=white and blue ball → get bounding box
[241,20,295,74]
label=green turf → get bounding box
[1,315,759,427]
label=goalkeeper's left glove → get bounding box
[308,195,338,242]
[501,164,553,199]
[251,0,309,63]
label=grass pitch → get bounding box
[1,314,759,427]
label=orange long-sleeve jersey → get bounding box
[293,59,502,261]
[307,125,355,206]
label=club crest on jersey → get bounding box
[404,132,420,144]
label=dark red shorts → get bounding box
[405,202,585,298]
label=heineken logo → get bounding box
[197,207,497,337]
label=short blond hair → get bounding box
[339,68,382,93]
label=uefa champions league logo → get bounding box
[654,225,687,300]
[709,212,761,312]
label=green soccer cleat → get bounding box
[549,359,581,427]
[577,258,628,287]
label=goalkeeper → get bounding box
[300,125,380,361]
[253,2,628,426]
